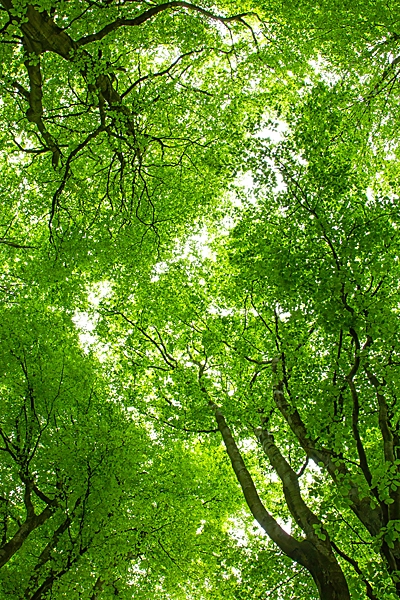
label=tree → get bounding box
[0,0,264,258]
[2,0,400,598]
[0,301,253,599]
[97,79,400,598]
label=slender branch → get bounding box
[75,3,256,47]
[23,49,61,168]
[347,378,373,488]
[364,366,394,463]
[49,125,105,231]
[24,513,73,598]
[255,426,325,546]
[270,357,383,538]
[114,311,177,369]
[121,48,206,98]
[0,502,56,569]
[331,541,378,600]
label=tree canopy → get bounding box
[1,0,400,598]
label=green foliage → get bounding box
[1,0,400,598]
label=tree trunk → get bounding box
[209,401,351,600]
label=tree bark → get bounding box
[209,401,351,599]
[0,505,55,569]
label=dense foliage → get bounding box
[1,0,400,598]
